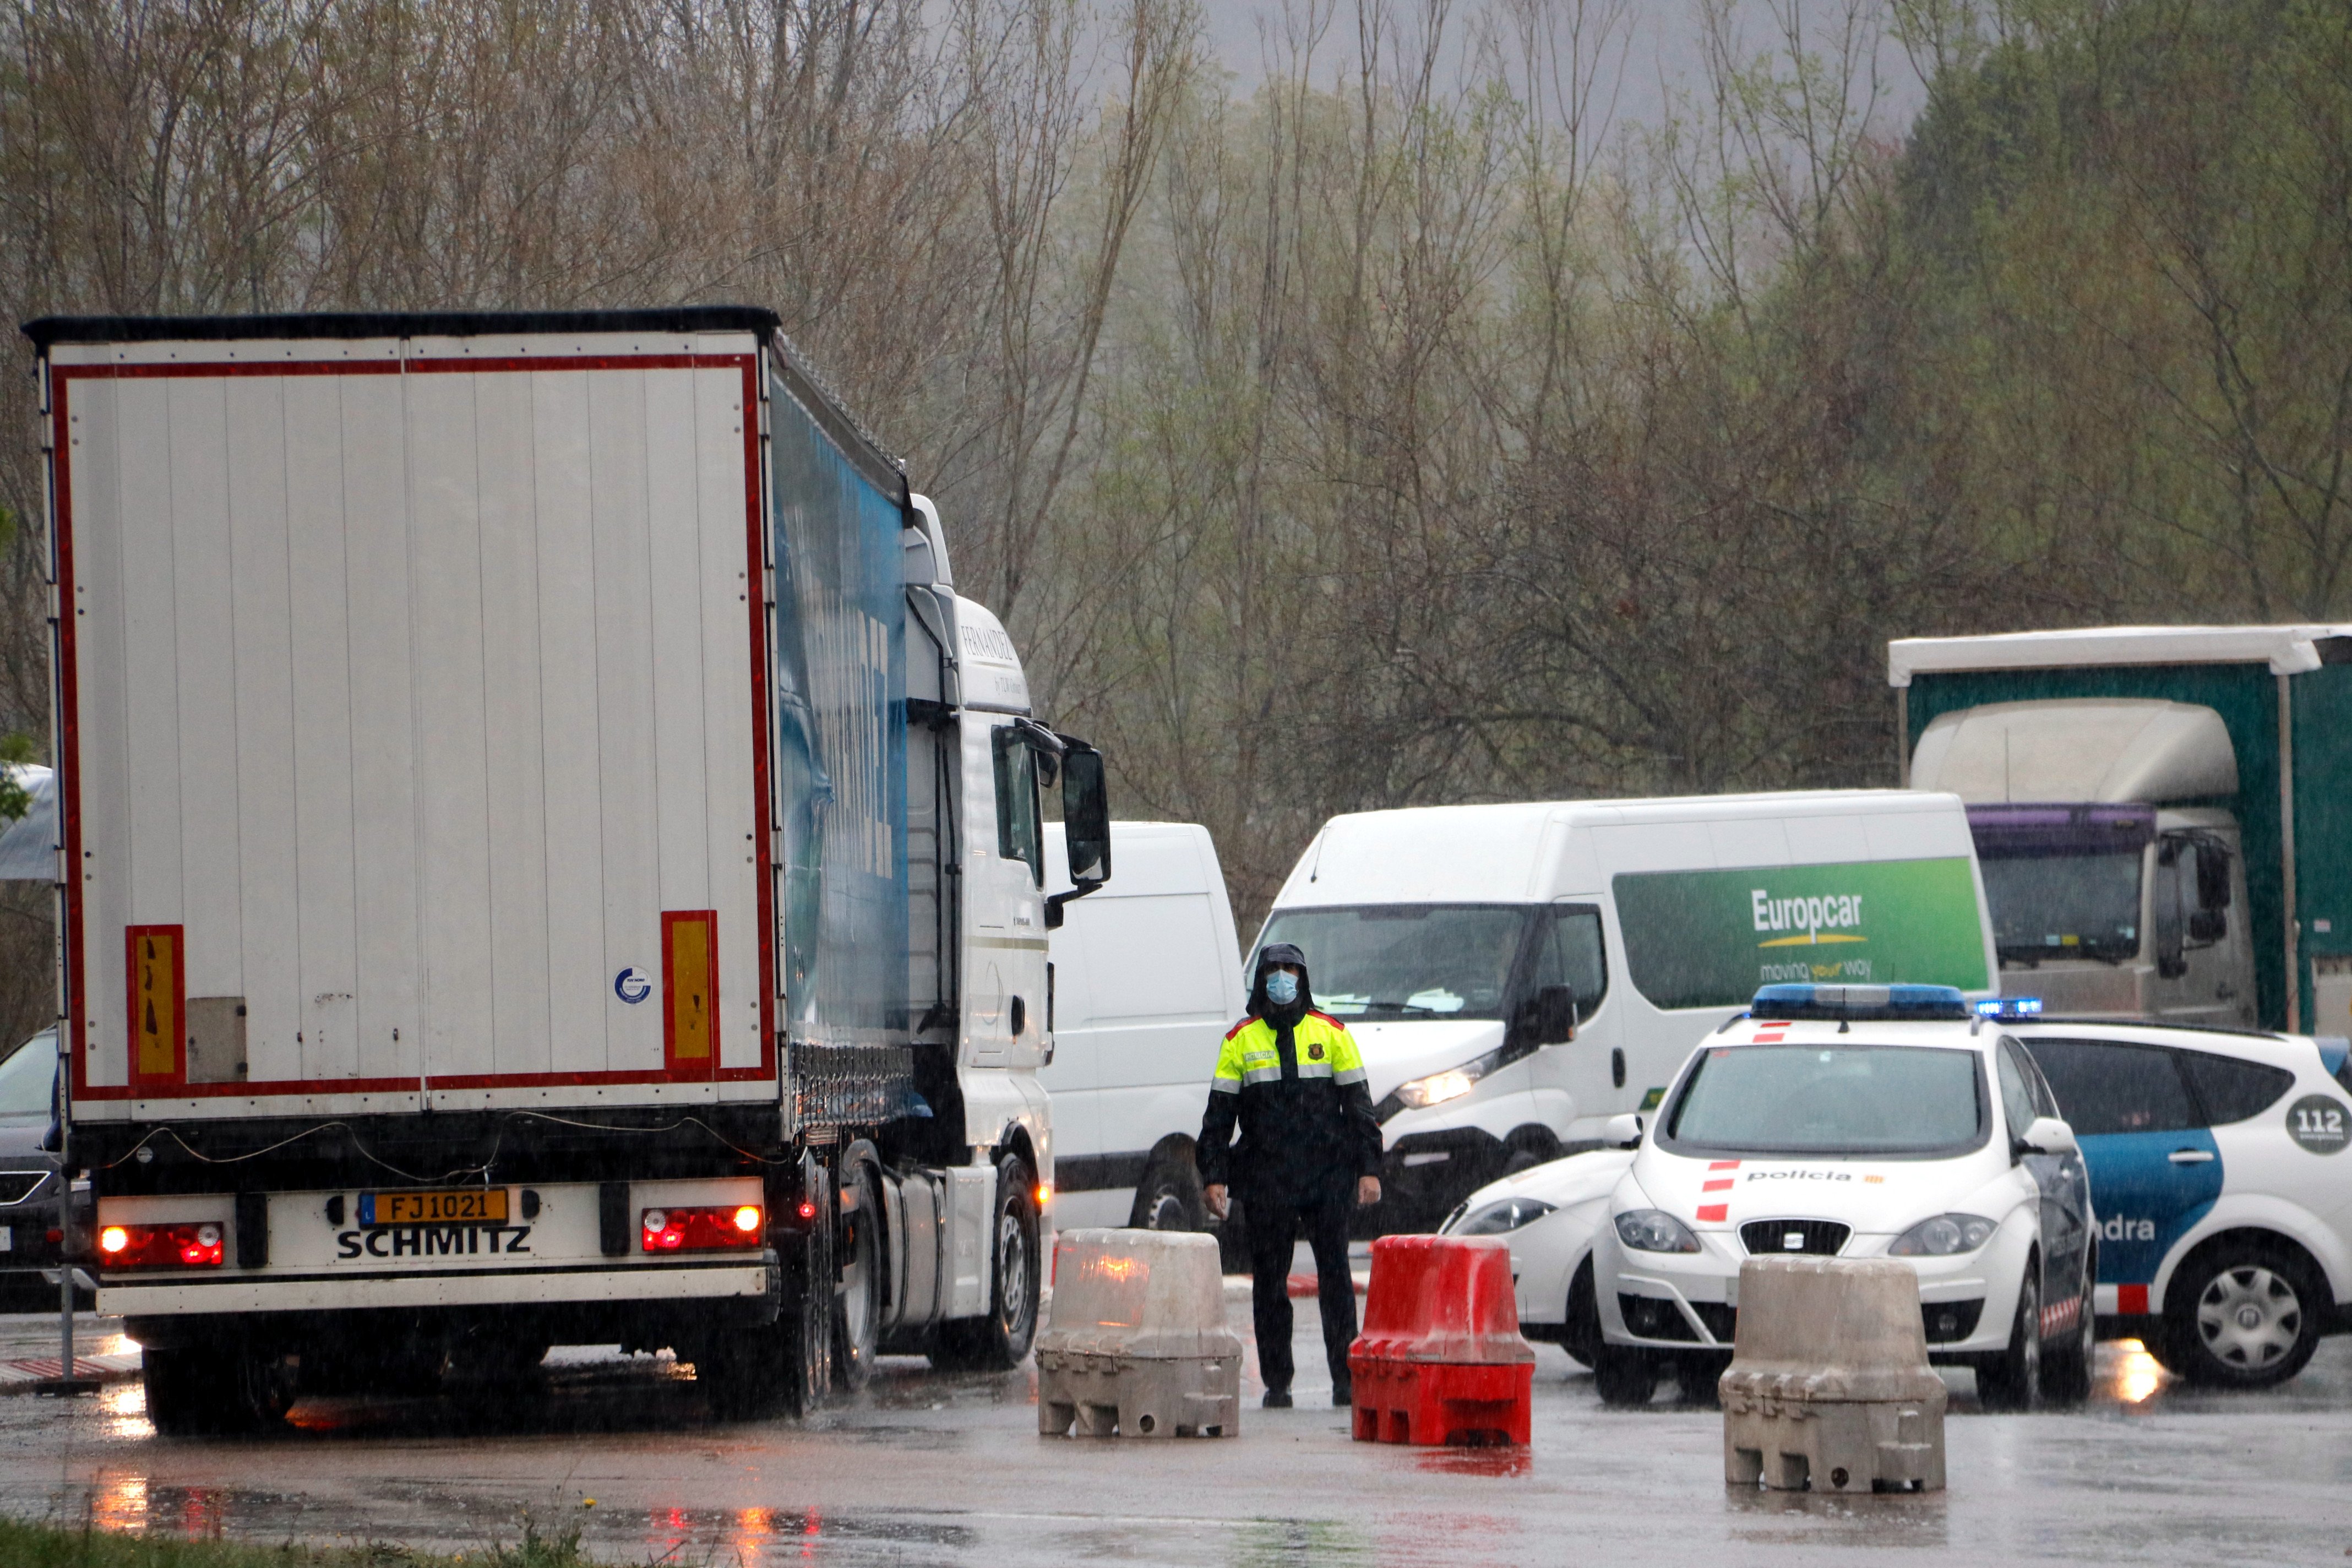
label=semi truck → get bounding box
[24,307,1110,1430]
[1891,625,2352,1036]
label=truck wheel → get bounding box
[1560,1256,1600,1369]
[1592,1343,1657,1408]
[1975,1263,2040,1412]
[143,1343,296,1435]
[2163,1240,2323,1389]
[834,1156,883,1393]
[1128,1148,1206,1232]
[2040,1254,2098,1408]
[933,1153,1042,1370]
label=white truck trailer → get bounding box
[23,307,1109,1430]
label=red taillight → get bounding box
[97,1222,224,1270]
[641,1206,764,1252]
[797,1199,817,1221]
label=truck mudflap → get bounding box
[95,1177,772,1317]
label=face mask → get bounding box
[1264,970,1300,1006]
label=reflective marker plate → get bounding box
[358,1189,509,1227]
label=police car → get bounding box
[1583,983,2096,1409]
[2009,1017,2352,1389]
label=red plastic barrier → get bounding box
[1348,1235,1534,1446]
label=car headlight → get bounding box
[1888,1213,1997,1257]
[1613,1208,1700,1254]
[1391,1046,1508,1110]
[1449,1197,1557,1235]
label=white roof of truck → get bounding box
[1889,625,2352,686]
[1276,792,1974,907]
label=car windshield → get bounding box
[0,1031,54,1119]
[1661,1043,1988,1157]
[1978,848,2142,962]
[1255,905,1529,1019]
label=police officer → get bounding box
[1197,942,1383,1408]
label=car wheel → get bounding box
[1128,1148,1206,1233]
[2164,1241,2324,1390]
[2040,1253,2097,1408]
[1592,1343,1657,1408]
[1560,1256,1600,1369]
[1673,1351,1730,1407]
[1976,1260,2040,1412]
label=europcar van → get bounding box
[1042,823,1249,1233]
[1253,793,2001,1231]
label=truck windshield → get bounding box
[1978,850,2142,962]
[1662,1043,1988,1158]
[1255,905,1527,1019]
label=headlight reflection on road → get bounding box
[2109,1338,2167,1405]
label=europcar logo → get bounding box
[1752,889,1868,948]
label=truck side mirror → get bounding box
[2188,908,2226,944]
[1046,739,1111,930]
[2196,843,2232,910]
[1533,984,1577,1045]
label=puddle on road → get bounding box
[1412,1446,1532,1479]
[1724,1485,1952,1550]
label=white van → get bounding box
[1043,823,1248,1233]
[1253,793,2000,1231]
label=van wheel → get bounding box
[1128,1148,1206,1232]
[2040,1254,2097,1408]
[2164,1240,2323,1389]
[1502,1127,1561,1175]
[1592,1344,1657,1408]
[1560,1257,1600,1369]
[1975,1264,2040,1411]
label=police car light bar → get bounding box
[1974,997,2044,1019]
[1749,983,1973,1022]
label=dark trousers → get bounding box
[1244,1191,1357,1392]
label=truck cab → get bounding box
[1910,700,2257,1026]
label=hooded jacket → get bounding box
[1195,943,1384,1205]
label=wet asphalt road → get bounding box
[0,1294,2346,1566]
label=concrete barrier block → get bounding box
[1720,1256,1946,1493]
[1036,1348,1240,1438]
[1036,1228,1243,1439]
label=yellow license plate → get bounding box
[359,1189,508,1227]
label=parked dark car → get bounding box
[0,1030,89,1308]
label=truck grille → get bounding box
[790,1043,917,1132]
[1740,1219,1849,1256]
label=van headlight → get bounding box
[1391,1046,1508,1110]
[1888,1213,1997,1257]
[1614,1208,1701,1254]
[1449,1197,1557,1235]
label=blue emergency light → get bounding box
[1749,983,1973,1022]
[1974,997,2044,1019]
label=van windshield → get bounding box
[1256,906,1527,1020]
[1661,1043,1988,1158]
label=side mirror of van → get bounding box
[1532,984,1577,1045]
[1045,739,1111,931]
[1604,1112,1643,1148]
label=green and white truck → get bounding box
[1892,625,2352,1037]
